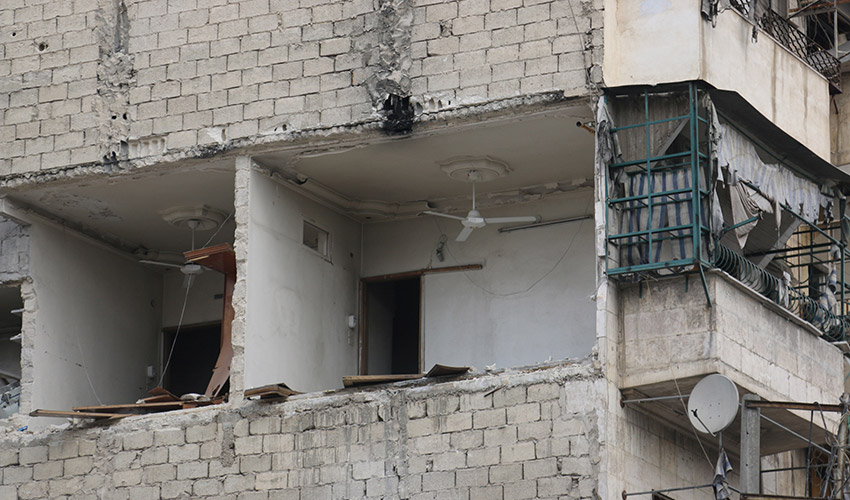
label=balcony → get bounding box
[603,0,833,160]
[601,84,849,432]
[603,83,850,342]
[727,0,841,92]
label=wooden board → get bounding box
[72,401,184,413]
[425,364,470,377]
[140,394,179,403]
[185,243,236,275]
[245,383,300,399]
[147,387,179,400]
[184,244,237,398]
[30,409,128,420]
[342,374,422,388]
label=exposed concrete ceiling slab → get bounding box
[254,107,595,219]
[6,161,236,256]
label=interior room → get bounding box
[0,285,22,418]
[2,162,236,412]
[248,106,599,393]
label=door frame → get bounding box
[358,264,482,375]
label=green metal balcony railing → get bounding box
[604,83,850,341]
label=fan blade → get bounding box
[483,216,540,224]
[423,210,466,221]
[456,226,474,242]
[139,260,184,269]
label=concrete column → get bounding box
[741,393,761,494]
[229,155,252,405]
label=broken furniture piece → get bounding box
[30,387,225,421]
[184,243,236,398]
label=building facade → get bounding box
[0,0,848,499]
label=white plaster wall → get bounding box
[363,190,596,370]
[27,222,162,411]
[161,271,224,328]
[603,0,831,160]
[244,172,360,393]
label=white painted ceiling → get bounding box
[254,108,595,209]
[9,161,236,255]
[5,106,593,255]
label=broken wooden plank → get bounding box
[245,383,300,399]
[72,401,184,413]
[30,409,128,420]
[425,364,470,377]
[343,374,422,388]
[184,243,236,275]
[140,394,179,403]
[146,387,179,401]
[184,244,237,399]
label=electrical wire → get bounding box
[433,196,592,297]
[73,329,104,406]
[202,211,234,248]
[158,282,192,388]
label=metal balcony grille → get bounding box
[728,1,841,91]
[759,9,841,91]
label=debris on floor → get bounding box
[343,364,470,388]
[29,387,225,421]
[244,383,300,400]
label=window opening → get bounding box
[303,221,329,258]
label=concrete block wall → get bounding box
[0,0,603,176]
[619,271,845,408]
[0,363,603,500]
[0,218,29,282]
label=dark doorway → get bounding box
[362,277,421,375]
[162,322,221,396]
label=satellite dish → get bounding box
[687,374,739,435]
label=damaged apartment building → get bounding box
[4,0,850,499]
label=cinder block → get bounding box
[473,408,506,429]
[19,446,48,465]
[422,471,455,491]
[114,468,143,487]
[501,442,536,463]
[128,485,160,500]
[240,454,271,473]
[537,476,571,497]
[168,444,200,463]
[176,461,208,480]
[63,456,93,476]
[186,423,218,443]
[33,460,63,480]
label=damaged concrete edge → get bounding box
[0,197,142,261]
[17,279,36,419]
[228,156,252,406]
[0,92,594,192]
[0,356,604,437]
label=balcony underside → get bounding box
[618,271,845,455]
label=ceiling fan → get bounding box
[139,219,207,289]
[424,179,540,242]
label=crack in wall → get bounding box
[94,0,134,163]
